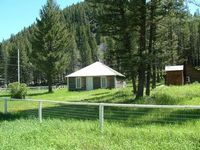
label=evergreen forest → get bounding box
[0,0,200,98]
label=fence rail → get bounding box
[1,97,200,132]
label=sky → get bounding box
[0,0,83,42]
[189,3,200,14]
[0,0,199,42]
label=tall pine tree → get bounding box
[31,0,72,92]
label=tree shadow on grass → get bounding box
[0,113,21,122]
[91,92,111,96]
[28,92,49,97]
[80,90,133,103]
[117,108,200,128]
[2,103,200,128]
[1,105,149,123]
[0,91,49,99]
[0,94,10,98]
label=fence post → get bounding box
[99,104,104,133]
[4,98,8,114]
[38,101,42,123]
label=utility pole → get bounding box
[3,48,8,88]
[4,61,7,88]
[18,49,20,83]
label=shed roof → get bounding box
[66,62,125,77]
[165,65,184,71]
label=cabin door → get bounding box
[86,77,93,90]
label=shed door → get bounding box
[86,77,93,90]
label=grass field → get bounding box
[24,83,200,105]
[2,83,200,104]
[0,118,200,150]
[1,84,200,149]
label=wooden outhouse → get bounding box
[165,65,184,85]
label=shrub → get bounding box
[8,82,28,99]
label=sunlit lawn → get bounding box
[0,117,200,150]
[2,83,200,105]
[1,84,200,149]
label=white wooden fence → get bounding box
[1,97,200,132]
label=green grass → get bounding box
[0,85,134,103]
[1,84,200,149]
[28,83,200,105]
[27,87,134,103]
[1,83,200,105]
[0,118,200,150]
[146,83,200,105]
[16,83,200,105]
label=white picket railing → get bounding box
[1,97,200,132]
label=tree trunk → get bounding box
[156,67,160,83]
[136,0,146,99]
[48,75,53,93]
[146,0,156,96]
[198,25,200,66]
[146,66,151,96]
[152,64,156,89]
[131,73,137,95]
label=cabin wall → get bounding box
[166,71,184,85]
[107,76,115,88]
[68,77,86,91]
[93,76,115,89]
[68,76,124,91]
[68,77,76,90]
[185,65,200,82]
[82,77,86,90]
[115,76,125,88]
[93,77,101,89]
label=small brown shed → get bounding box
[165,65,184,85]
[66,62,125,91]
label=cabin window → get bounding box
[101,77,107,88]
[76,77,82,89]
